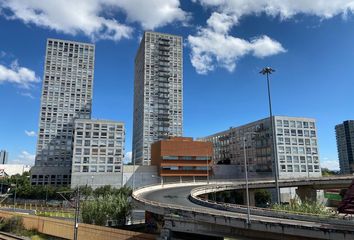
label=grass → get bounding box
[36,211,75,219]
[271,200,333,216]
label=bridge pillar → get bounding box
[243,189,256,206]
[296,186,317,202]
[159,228,172,240]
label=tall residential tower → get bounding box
[31,38,95,185]
[132,31,183,165]
[336,120,354,174]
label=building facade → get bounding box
[71,119,125,188]
[199,116,321,179]
[336,120,354,174]
[151,137,212,181]
[32,38,95,185]
[0,150,8,164]
[132,31,183,166]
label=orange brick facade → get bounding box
[151,137,213,177]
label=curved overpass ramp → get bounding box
[132,177,354,240]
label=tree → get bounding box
[255,189,271,207]
[81,192,132,226]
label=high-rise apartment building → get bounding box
[132,31,183,165]
[31,38,95,186]
[336,120,354,174]
[199,116,321,179]
[71,119,125,188]
[0,150,8,164]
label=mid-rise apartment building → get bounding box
[199,116,321,179]
[71,119,125,188]
[336,120,354,174]
[151,137,212,181]
[0,150,8,164]
[32,38,95,185]
[132,31,183,165]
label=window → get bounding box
[276,120,282,127]
[294,165,300,172]
[290,121,296,127]
[291,129,296,136]
[310,122,315,129]
[286,156,292,163]
[303,122,309,128]
[305,139,310,145]
[291,138,297,145]
[298,139,304,145]
[283,120,289,127]
[84,140,90,146]
[286,147,291,154]
[281,165,286,172]
[277,128,283,136]
[83,157,89,163]
[83,166,89,172]
[278,146,285,154]
[311,139,317,146]
[284,129,290,136]
[310,131,316,137]
[293,156,299,163]
[307,156,312,163]
[304,130,309,137]
[296,121,302,128]
[99,157,106,163]
[299,147,305,154]
[301,165,306,172]
[75,148,82,155]
[285,138,290,145]
[99,166,105,172]
[306,147,311,155]
[292,147,298,154]
[107,166,113,172]
[83,148,90,155]
[279,155,285,163]
[297,130,303,136]
[312,148,318,154]
[90,166,97,172]
[300,156,306,163]
[287,165,293,172]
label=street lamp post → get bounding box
[132,148,136,190]
[260,67,280,204]
[207,157,210,184]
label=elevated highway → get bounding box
[132,176,354,240]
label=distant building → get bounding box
[0,164,31,178]
[70,119,125,189]
[151,137,213,182]
[0,150,8,164]
[32,38,95,186]
[199,116,321,179]
[336,120,354,174]
[132,31,183,166]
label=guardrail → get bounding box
[189,183,354,227]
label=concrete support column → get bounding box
[160,228,172,240]
[296,186,317,202]
[243,189,256,206]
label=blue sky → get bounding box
[1,1,354,169]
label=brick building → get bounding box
[151,137,213,181]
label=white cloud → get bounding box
[321,159,340,171]
[195,0,354,22]
[25,130,36,137]
[0,59,40,88]
[19,92,35,99]
[188,13,285,74]
[11,151,35,165]
[188,0,354,74]
[0,0,188,41]
[123,151,132,164]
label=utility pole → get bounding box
[260,67,280,204]
[73,186,80,240]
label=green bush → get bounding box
[0,216,25,234]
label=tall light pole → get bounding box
[260,67,280,204]
[132,148,136,190]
